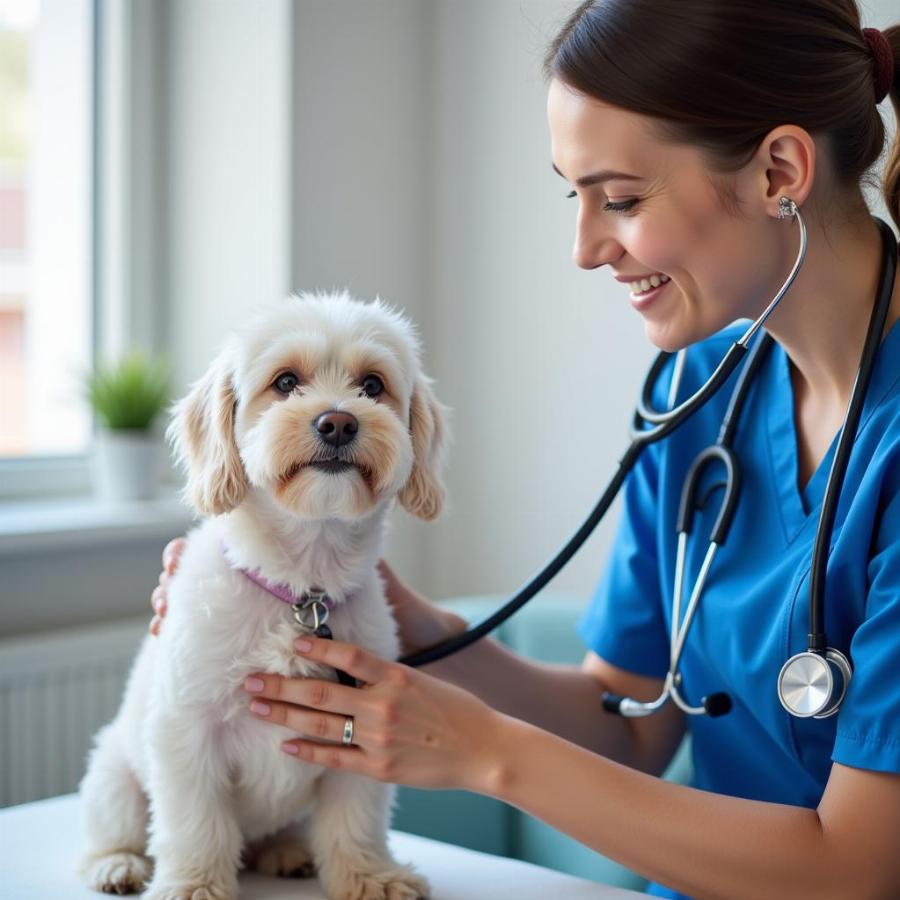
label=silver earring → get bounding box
[777,196,798,219]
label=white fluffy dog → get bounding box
[78,291,448,900]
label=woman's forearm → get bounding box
[478,715,867,900]
[422,630,640,769]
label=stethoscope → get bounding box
[399,200,898,723]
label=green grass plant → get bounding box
[85,351,172,431]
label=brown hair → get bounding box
[544,1,900,227]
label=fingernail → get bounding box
[244,676,265,692]
[294,638,313,653]
[250,700,271,716]
[281,742,299,755]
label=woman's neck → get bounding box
[763,212,899,410]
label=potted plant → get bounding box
[84,351,172,502]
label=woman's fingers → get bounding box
[376,558,398,589]
[149,541,181,636]
[150,585,167,614]
[280,739,368,773]
[243,670,369,716]
[150,536,184,634]
[162,537,187,575]
[248,696,355,744]
[293,636,392,685]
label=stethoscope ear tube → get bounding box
[676,446,741,545]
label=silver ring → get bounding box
[342,716,354,746]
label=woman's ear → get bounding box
[165,350,248,516]
[755,125,817,214]
[398,374,450,521]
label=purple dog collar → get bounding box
[236,564,336,611]
[220,540,357,688]
[220,540,336,632]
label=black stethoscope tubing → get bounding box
[807,221,896,649]
[400,213,897,679]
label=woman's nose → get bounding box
[572,212,622,270]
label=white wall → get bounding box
[164,0,292,385]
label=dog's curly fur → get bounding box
[78,291,449,900]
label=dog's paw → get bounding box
[325,864,430,900]
[140,877,237,900]
[79,850,152,895]
[382,867,430,900]
[252,842,316,878]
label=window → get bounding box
[0,0,94,461]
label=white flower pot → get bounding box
[92,429,163,502]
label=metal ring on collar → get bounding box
[292,595,330,631]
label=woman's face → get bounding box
[547,78,777,351]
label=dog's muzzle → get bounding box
[314,410,358,449]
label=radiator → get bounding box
[0,617,147,808]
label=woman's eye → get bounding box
[360,374,384,398]
[274,372,299,395]
[604,198,639,214]
[565,191,639,214]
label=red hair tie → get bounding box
[862,28,894,104]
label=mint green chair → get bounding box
[391,594,693,892]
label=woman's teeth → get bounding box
[629,273,670,293]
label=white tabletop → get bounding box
[0,793,645,900]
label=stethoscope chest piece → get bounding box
[777,648,851,719]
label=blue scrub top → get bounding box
[578,320,900,899]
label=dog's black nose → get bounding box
[314,410,359,448]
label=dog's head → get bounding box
[167,291,449,522]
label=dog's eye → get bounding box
[274,372,300,395]
[360,374,384,398]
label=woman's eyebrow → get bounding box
[551,162,643,188]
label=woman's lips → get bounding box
[629,278,671,311]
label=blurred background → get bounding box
[0,0,896,888]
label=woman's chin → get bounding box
[643,320,690,354]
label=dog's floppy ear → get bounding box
[398,374,450,521]
[166,350,248,516]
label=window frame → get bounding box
[0,0,166,500]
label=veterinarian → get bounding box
[151,2,900,897]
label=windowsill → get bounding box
[0,488,197,556]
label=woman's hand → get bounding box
[242,636,509,794]
[149,538,187,635]
[376,559,467,656]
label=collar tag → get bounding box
[292,592,330,632]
